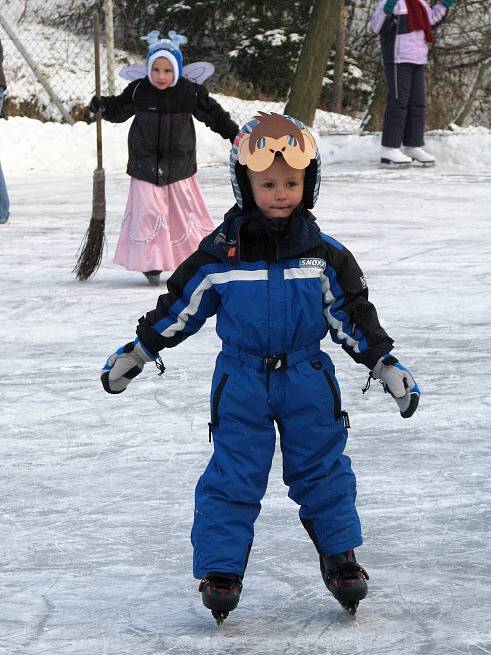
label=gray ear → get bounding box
[119,64,146,81]
[182,62,215,84]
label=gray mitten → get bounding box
[371,354,420,418]
[101,340,155,394]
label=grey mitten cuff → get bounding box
[101,341,154,394]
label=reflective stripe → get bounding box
[207,269,268,284]
[159,269,268,338]
[284,268,323,280]
[321,272,361,354]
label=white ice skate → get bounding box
[380,147,412,168]
[402,146,436,167]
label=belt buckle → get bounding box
[263,354,287,371]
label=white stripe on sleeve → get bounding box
[320,273,361,353]
[160,269,269,338]
[283,268,323,280]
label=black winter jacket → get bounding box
[99,77,238,186]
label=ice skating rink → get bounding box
[1,164,490,655]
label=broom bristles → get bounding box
[74,167,106,281]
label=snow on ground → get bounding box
[2,115,491,177]
[0,121,490,655]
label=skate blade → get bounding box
[411,160,436,168]
[212,609,229,626]
[343,601,359,616]
[380,158,412,169]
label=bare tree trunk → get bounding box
[105,0,116,95]
[362,66,387,132]
[285,0,342,126]
[332,0,346,114]
[453,58,491,127]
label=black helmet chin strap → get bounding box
[234,162,256,211]
[303,158,318,209]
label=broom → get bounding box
[74,7,106,280]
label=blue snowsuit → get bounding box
[136,204,394,579]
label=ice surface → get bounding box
[0,132,490,654]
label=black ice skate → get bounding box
[143,270,161,286]
[320,549,369,615]
[198,573,243,625]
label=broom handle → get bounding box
[94,9,103,170]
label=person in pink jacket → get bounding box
[370,0,455,167]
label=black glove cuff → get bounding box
[101,371,125,394]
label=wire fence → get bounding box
[1,0,489,131]
[0,0,280,126]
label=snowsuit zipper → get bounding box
[274,232,280,262]
[265,231,283,398]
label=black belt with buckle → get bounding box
[221,343,321,372]
[262,354,287,371]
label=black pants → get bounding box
[381,63,425,148]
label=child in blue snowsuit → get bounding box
[101,112,420,622]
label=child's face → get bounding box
[151,57,174,90]
[247,156,305,219]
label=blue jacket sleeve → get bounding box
[136,250,221,352]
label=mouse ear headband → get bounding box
[236,112,317,172]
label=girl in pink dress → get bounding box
[88,32,238,285]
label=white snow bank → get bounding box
[210,93,361,135]
[317,125,491,172]
[1,114,490,175]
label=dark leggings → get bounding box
[382,63,425,148]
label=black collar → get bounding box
[201,205,323,263]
